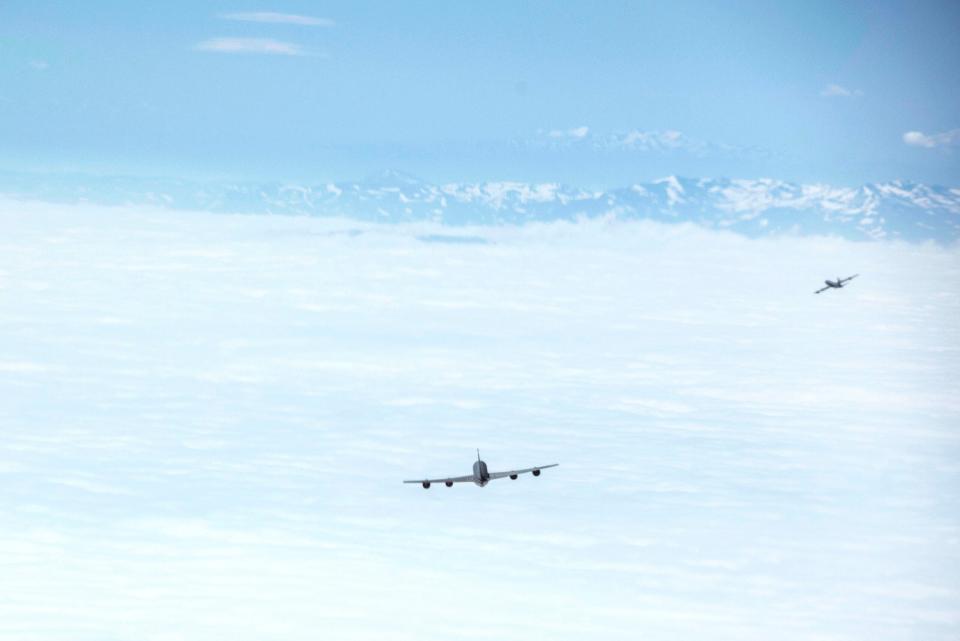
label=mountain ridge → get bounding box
[2,171,958,242]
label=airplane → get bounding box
[404,450,559,488]
[815,274,859,294]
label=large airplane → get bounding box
[815,273,858,294]
[404,450,559,488]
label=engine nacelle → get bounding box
[509,474,518,480]
[532,469,541,477]
[422,481,431,489]
[445,480,453,487]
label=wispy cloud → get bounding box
[539,126,686,149]
[220,12,334,27]
[820,83,862,98]
[605,129,690,151]
[548,125,589,140]
[195,37,307,56]
[29,60,49,71]
[530,127,761,158]
[902,129,960,148]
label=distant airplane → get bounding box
[404,450,559,488]
[815,274,858,294]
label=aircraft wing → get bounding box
[403,474,474,484]
[488,463,559,480]
[814,285,831,294]
[841,274,859,284]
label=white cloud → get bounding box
[540,127,694,151]
[220,12,334,27]
[1,198,957,641]
[548,125,590,140]
[195,37,307,56]
[820,83,862,98]
[902,129,960,148]
[532,127,762,158]
[608,129,691,151]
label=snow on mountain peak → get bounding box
[1,171,958,242]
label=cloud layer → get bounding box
[1,200,957,640]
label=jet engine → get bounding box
[509,474,518,480]
[532,469,541,476]
[422,481,431,489]
[445,480,453,487]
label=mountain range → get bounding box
[2,170,958,242]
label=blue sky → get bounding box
[1,1,958,186]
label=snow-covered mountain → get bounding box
[3,171,958,242]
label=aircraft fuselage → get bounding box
[472,459,490,486]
